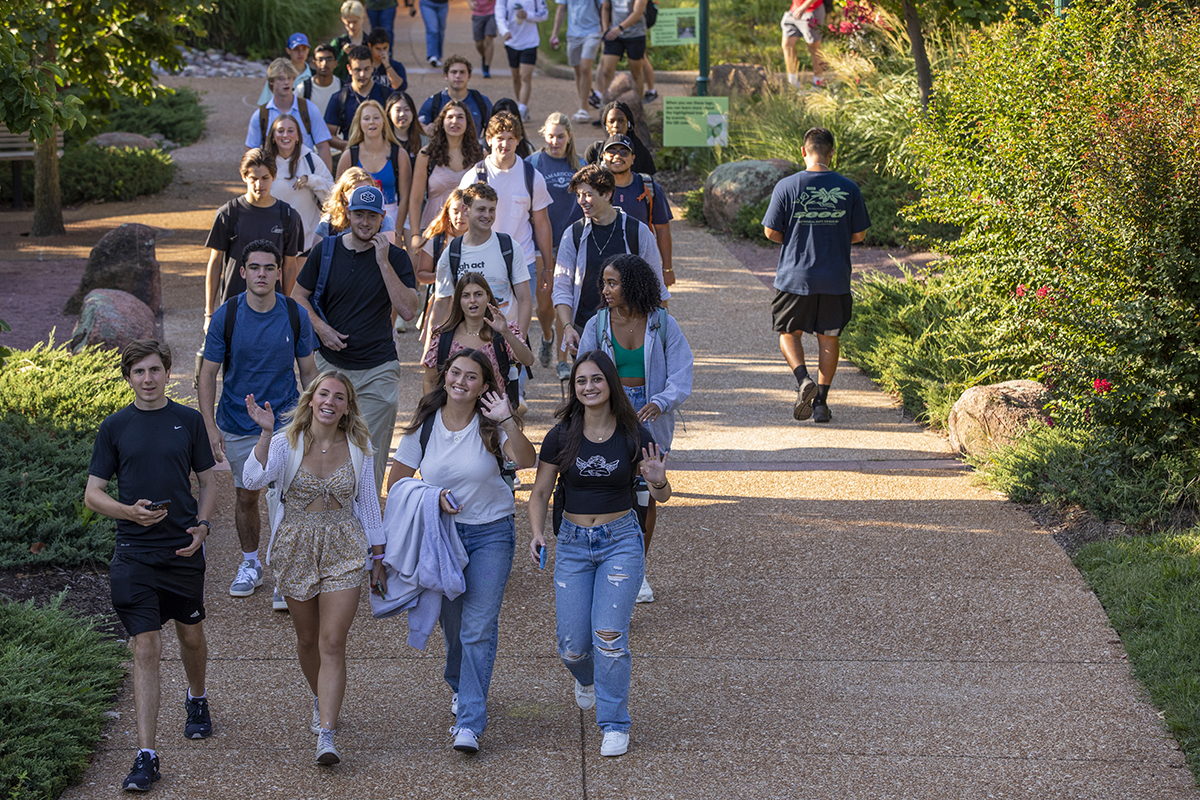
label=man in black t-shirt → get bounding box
[292,185,419,493]
[85,340,217,792]
[204,148,304,323]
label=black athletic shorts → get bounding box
[772,290,853,336]
[603,35,647,61]
[110,549,207,636]
[505,45,539,68]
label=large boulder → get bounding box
[602,74,654,150]
[69,289,157,355]
[65,224,162,330]
[703,159,797,234]
[86,132,160,150]
[947,380,1053,457]
[690,63,773,97]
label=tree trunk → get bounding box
[31,130,64,237]
[901,0,933,111]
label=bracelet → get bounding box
[371,553,385,560]
[663,268,675,272]
[498,415,513,425]
[649,479,667,490]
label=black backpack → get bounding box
[426,89,492,135]
[571,209,641,255]
[446,231,516,288]
[220,293,302,375]
[221,200,293,302]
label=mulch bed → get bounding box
[0,564,124,639]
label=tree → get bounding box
[0,0,208,236]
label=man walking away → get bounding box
[762,127,869,423]
[781,0,827,88]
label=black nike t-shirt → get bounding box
[204,197,304,302]
[88,400,216,554]
[540,422,654,515]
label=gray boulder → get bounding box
[947,380,1053,457]
[86,132,160,151]
[703,159,796,234]
[70,289,157,354]
[65,223,162,330]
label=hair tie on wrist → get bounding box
[371,553,385,560]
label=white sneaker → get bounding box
[601,730,629,756]
[272,589,288,611]
[310,697,321,734]
[636,577,655,603]
[572,108,590,122]
[574,680,595,710]
[229,560,262,597]
[450,692,458,716]
[315,728,340,765]
[395,315,408,333]
[452,726,479,753]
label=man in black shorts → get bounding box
[85,340,217,792]
[762,127,869,423]
[600,0,649,99]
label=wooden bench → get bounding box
[0,124,64,209]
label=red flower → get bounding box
[1093,378,1112,394]
[1036,285,1049,298]
[1015,284,1026,297]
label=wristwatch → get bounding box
[196,520,211,531]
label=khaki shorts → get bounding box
[567,34,601,66]
[781,7,825,45]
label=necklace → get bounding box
[589,216,620,254]
[611,308,641,332]
[462,325,485,338]
[585,420,616,442]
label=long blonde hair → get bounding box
[347,100,399,148]
[422,188,467,240]
[323,167,374,232]
[284,370,372,454]
[539,112,578,167]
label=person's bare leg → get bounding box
[574,63,590,109]
[643,57,656,91]
[287,594,322,695]
[510,57,522,99]
[482,36,494,70]
[175,620,208,698]
[130,630,162,751]
[233,487,260,552]
[518,63,535,106]
[783,33,801,87]
[808,41,824,81]
[628,58,645,99]
[534,254,554,340]
[599,54,619,98]
[316,587,361,730]
[778,331,806,371]
[816,333,839,385]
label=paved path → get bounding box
[16,3,1194,797]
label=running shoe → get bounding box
[316,729,340,765]
[452,727,480,753]
[601,730,629,756]
[643,89,659,103]
[122,750,160,792]
[184,694,211,739]
[572,108,590,122]
[588,90,602,108]
[272,589,288,611]
[812,402,833,423]
[538,337,554,367]
[793,377,817,421]
[574,680,596,710]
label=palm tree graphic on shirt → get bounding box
[794,186,850,222]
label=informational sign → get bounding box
[650,8,699,46]
[662,96,729,147]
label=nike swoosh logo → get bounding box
[174,425,183,430]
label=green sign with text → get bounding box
[650,8,699,47]
[662,96,729,147]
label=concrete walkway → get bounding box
[37,2,1197,797]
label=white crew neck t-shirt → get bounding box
[433,230,530,321]
[459,156,552,267]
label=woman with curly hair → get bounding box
[409,100,485,252]
[385,349,536,754]
[335,99,411,233]
[242,371,383,767]
[575,252,691,603]
[313,167,399,242]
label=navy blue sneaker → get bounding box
[122,750,160,791]
[184,694,211,739]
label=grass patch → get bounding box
[0,596,127,800]
[1075,529,1200,779]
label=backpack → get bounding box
[550,431,650,538]
[300,77,313,100]
[595,306,668,352]
[220,293,302,376]
[349,142,403,200]
[570,209,641,256]
[644,0,658,27]
[473,159,535,211]
[426,89,492,135]
[634,173,655,221]
[434,321,519,410]
[309,234,341,323]
[418,413,517,493]
[223,200,293,300]
[447,232,516,289]
[259,100,313,144]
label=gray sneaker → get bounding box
[272,590,288,611]
[310,697,321,735]
[556,360,572,381]
[538,337,554,368]
[229,560,263,597]
[316,728,340,765]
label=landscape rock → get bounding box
[703,159,797,234]
[86,132,159,151]
[947,380,1053,457]
[691,62,773,97]
[65,223,162,329]
[69,290,157,355]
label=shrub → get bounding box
[0,597,127,800]
[903,2,1200,456]
[0,344,134,569]
[102,87,207,146]
[188,0,340,60]
[0,146,176,206]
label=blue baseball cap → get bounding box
[288,32,310,50]
[348,185,384,215]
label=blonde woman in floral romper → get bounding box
[243,370,384,767]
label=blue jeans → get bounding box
[420,0,449,61]
[554,510,644,733]
[440,515,515,735]
[623,384,647,412]
[367,6,396,45]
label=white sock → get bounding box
[787,73,800,87]
[188,689,206,700]
[518,102,528,116]
[242,550,259,566]
[139,747,157,759]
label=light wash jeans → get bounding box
[440,514,515,736]
[420,0,449,61]
[554,510,644,733]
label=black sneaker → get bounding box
[122,751,160,792]
[812,402,832,423]
[588,90,602,109]
[793,377,817,421]
[184,694,212,739]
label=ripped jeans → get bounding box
[554,510,644,733]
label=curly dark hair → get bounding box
[601,253,661,316]
[426,100,485,168]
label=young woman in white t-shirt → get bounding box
[385,349,536,754]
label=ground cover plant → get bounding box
[187,0,340,60]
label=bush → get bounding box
[0,596,127,800]
[188,0,340,60]
[0,343,134,569]
[0,146,175,206]
[102,87,207,147]
[903,2,1200,456]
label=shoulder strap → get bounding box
[624,212,640,254]
[297,98,313,137]
[449,235,464,277]
[221,296,240,375]
[226,199,241,263]
[572,218,585,251]
[637,174,654,220]
[474,161,488,185]
[497,232,515,287]
[494,331,517,408]
[418,411,437,460]
[337,84,351,122]
[426,148,437,178]
[469,89,490,130]
[311,235,338,322]
[304,152,316,174]
[652,307,667,347]
[433,231,447,261]
[258,105,269,144]
[429,91,445,122]
[285,296,302,348]
[350,144,360,168]
[596,306,610,349]
[302,78,313,100]
[528,151,540,172]
[390,143,401,193]
[523,160,534,207]
[436,326,454,369]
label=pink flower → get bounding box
[1093,378,1112,394]
[1036,285,1049,298]
[1015,284,1026,297]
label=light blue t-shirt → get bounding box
[562,0,603,37]
[203,293,316,436]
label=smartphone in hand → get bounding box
[148,500,171,511]
[444,491,460,511]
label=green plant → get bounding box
[683,188,706,225]
[1074,528,1200,780]
[188,0,340,60]
[101,87,207,146]
[0,596,127,800]
[0,146,175,205]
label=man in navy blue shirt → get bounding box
[417,55,493,137]
[324,45,390,152]
[602,135,675,286]
[762,127,870,424]
[198,239,318,609]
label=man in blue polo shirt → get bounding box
[247,57,333,172]
[198,239,318,610]
[762,127,870,423]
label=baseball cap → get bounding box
[288,32,310,50]
[348,185,384,214]
[601,134,635,154]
